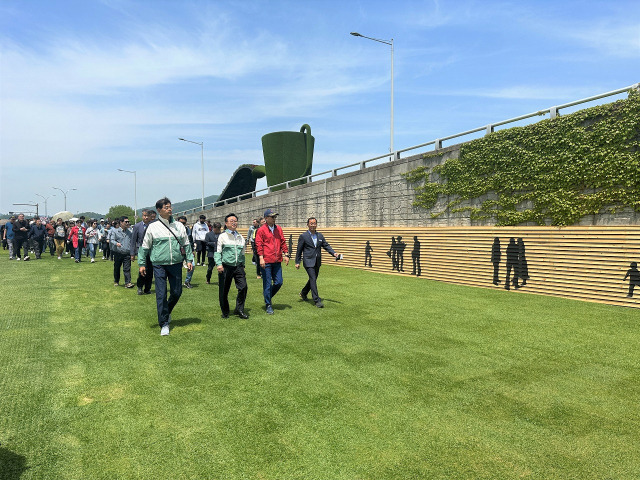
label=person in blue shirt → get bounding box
[3,216,15,259]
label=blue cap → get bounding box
[264,208,278,217]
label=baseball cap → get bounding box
[264,208,278,217]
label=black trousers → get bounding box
[195,240,206,264]
[14,237,28,258]
[136,254,153,292]
[113,252,131,284]
[206,257,223,283]
[302,262,322,303]
[219,264,247,315]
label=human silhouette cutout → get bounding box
[288,234,293,260]
[624,262,640,297]
[411,236,421,276]
[505,237,519,290]
[396,236,406,272]
[364,241,373,267]
[491,237,501,285]
[517,238,529,286]
[388,237,397,271]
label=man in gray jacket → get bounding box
[111,216,134,288]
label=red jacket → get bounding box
[255,224,288,263]
[68,226,87,249]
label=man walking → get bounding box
[111,216,134,287]
[215,214,248,319]
[138,197,194,336]
[205,222,222,285]
[4,216,15,259]
[131,209,156,295]
[255,208,289,315]
[193,214,209,266]
[13,214,30,261]
[295,217,340,308]
[178,216,196,289]
[28,218,47,259]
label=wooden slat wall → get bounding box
[247,226,640,309]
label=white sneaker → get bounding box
[91,258,95,263]
[58,256,62,260]
[16,257,20,261]
[102,256,105,260]
[160,325,170,336]
[24,256,30,261]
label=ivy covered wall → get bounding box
[403,92,640,226]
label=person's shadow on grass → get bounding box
[0,446,28,479]
[149,317,202,329]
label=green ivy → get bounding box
[403,91,640,226]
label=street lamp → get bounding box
[35,194,55,217]
[117,169,138,223]
[351,31,394,156]
[52,187,77,211]
[178,137,205,210]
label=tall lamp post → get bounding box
[35,194,55,217]
[52,187,77,211]
[350,31,394,156]
[117,168,138,223]
[178,137,205,210]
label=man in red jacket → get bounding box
[255,208,289,315]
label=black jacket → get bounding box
[205,231,220,258]
[13,220,29,240]
[28,224,46,241]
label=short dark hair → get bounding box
[177,216,187,222]
[199,214,206,220]
[212,222,222,229]
[225,213,238,222]
[121,216,129,222]
[155,197,171,211]
[147,210,157,217]
[307,217,317,225]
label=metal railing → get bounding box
[177,83,639,216]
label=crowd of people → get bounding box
[2,198,341,336]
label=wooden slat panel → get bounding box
[240,225,640,309]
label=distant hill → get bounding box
[1,195,220,220]
[139,194,219,215]
[78,212,105,220]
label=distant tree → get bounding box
[106,205,135,220]
[77,211,104,220]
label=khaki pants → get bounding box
[54,238,65,257]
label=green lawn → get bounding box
[1,248,639,479]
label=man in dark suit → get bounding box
[131,209,156,295]
[294,217,340,308]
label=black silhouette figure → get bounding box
[624,262,640,297]
[288,234,293,260]
[364,241,373,267]
[388,237,397,271]
[411,236,421,276]
[491,237,501,285]
[396,236,406,272]
[505,238,520,290]
[517,238,529,286]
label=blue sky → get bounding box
[1,0,638,216]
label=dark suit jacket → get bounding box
[130,221,148,256]
[295,231,335,268]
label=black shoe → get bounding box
[221,312,229,319]
[234,310,249,319]
[137,288,144,295]
[315,301,324,308]
[183,282,192,289]
[299,292,308,301]
[143,290,151,295]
